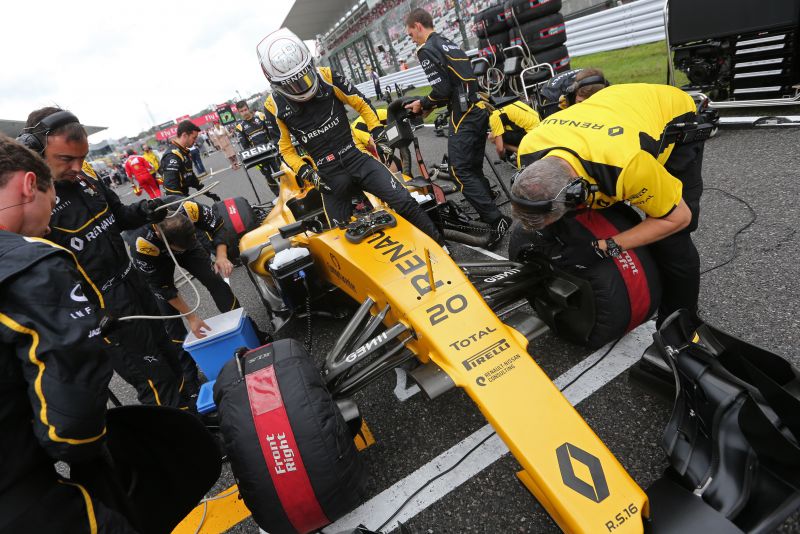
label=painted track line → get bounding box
[322,321,655,533]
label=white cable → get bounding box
[192,487,241,534]
[116,211,202,323]
[155,181,221,211]
[116,180,222,324]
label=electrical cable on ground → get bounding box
[374,430,497,532]
[699,187,757,276]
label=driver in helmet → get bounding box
[258,29,442,242]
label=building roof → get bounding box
[0,119,106,140]
[282,0,361,40]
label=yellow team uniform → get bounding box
[517,83,696,218]
[143,150,159,173]
[351,108,388,153]
[488,101,540,148]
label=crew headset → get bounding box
[14,111,215,332]
[509,176,598,213]
[563,75,610,106]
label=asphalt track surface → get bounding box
[114,124,800,533]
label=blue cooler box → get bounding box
[196,380,217,414]
[183,307,260,381]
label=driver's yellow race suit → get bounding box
[264,66,441,240]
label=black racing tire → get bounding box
[504,0,563,26]
[214,339,367,533]
[509,13,567,53]
[478,32,511,55]
[508,204,661,348]
[522,45,572,84]
[474,4,509,38]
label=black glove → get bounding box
[297,164,332,193]
[370,125,387,143]
[204,192,221,202]
[141,198,167,222]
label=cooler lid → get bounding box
[183,307,247,348]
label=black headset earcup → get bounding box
[565,82,578,105]
[563,178,592,207]
[16,132,45,154]
[16,110,80,155]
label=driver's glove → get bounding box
[298,164,332,194]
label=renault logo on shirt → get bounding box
[70,283,88,303]
[70,236,84,251]
[608,126,624,137]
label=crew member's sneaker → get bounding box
[486,215,512,250]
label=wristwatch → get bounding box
[604,237,623,258]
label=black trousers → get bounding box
[105,272,193,409]
[318,148,441,241]
[158,245,238,386]
[650,140,705,328]
[4,477,136,534]
[448,106,502,224]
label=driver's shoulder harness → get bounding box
[265,66,382,173]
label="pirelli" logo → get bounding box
[461,339,510,371]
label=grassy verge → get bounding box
[569,40,688,86]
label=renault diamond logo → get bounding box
[556,442,609,502]
[70,237,84,251]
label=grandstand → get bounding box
[282,0,619,84]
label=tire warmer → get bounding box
[214,339,365,534]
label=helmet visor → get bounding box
[272,63,317,97]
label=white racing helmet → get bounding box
[257,28,318,102]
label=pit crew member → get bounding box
[21,107,193,408]
[0,135,135,532]
[161,120,221,201]
[512,83,707,328]
[124,147,161,198]
[404,8,511,248]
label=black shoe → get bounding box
[486,216,512,250]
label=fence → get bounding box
[354,0,666,97]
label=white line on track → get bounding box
[323,321,655,533]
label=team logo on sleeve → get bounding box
[136,236,160,257]
[183,201,200,222]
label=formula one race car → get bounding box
[211,142,800,534]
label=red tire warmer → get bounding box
[214,339,366,533]
[509,203,662,348]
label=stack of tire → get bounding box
[505,0,570,84]
[475,4,510,61]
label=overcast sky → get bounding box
[0,1,312,143]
